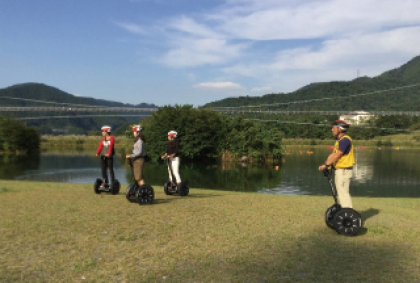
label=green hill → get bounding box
[205,55,420,111]
[0,83,157,135]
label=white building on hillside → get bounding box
[340,111,375,125]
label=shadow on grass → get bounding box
[356,208,381,236]
[361,208,380,222]
[153,193,224,205]
[152,231,416,283]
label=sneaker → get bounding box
[100,183,106,188]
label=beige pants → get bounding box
[334,169,353,208]
[133,157,145,182]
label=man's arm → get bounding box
[318,151,344,171]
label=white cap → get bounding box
[101,125,111,133]
[132,125,142,132]
[168,130,177,138]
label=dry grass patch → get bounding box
[1,180,419,282]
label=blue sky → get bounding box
[1,0,420,107]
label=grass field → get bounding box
[1,180,419,283]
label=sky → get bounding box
[1,0,420,107]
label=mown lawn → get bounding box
[0,180,419,283]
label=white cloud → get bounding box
[118,0,420,97]
[216,0,420,40]
[251,86,272,92]
[154,0,420,70]
[161,37,248,67]
[193,81,244,90]
[114,22,148,35]
[222,26,420,93]
[168,16,222,39]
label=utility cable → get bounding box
[16,114,151,120]
[245,118,419,133]
[211,83,420,109]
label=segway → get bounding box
[163,156,189,196]
[94,178,120,195]
[125,158,154,205]
[323,167,362,236]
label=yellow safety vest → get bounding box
[334,135,355,169]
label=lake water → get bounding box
[1,148,419,197]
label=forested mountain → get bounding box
[0,83,157,135]
[205,55,420,111]
[0,83,156,108]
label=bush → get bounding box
[0,117,40,154]
[140,105,282,161]
[383,140,393,147]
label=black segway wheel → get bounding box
[178,181,189,196]
[164,181,174,195]
[111,180,121,195]
[333,208,362,236]
[325,204,341,229]
[94,178,102,194]
[136,185,154,205]
[125,184,138,202]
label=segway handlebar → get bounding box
[323,166,333,178]
[322,166,338,201]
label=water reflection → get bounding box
[0,153,40,179]
[1,148,420,197]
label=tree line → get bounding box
[237,113,420,140]
[124,105,282,161]
[0,117,40,154]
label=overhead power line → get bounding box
[246,118,419,133]
[16,114,151,120]
[0,107,157,112]
[211,83,420,110]
[0,96,104,108]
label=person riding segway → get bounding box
[125,125,154,205]
[161,130,189,196]
[94,125,120,194]
[318,120,362,236]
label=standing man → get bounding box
[318,120,355,208]
[96,125,115,188]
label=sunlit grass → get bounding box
[1,180,419,282]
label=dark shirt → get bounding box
[167,140,179,157]
[338,137,351,155]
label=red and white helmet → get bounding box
[332,120,350,132]
[101,125,111,133]
[132,125,142,132]
[168,130,177,138]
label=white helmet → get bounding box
[168,130,177,138]
[101,125,111,133]
[132,125,142,132]
[333,120,350,132]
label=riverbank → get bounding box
[41,133,420,150]
[284,132,420,148]
[1,180,419,282]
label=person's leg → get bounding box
[171,157,182,184]
[133,158,145,186]
[133,159,140,185]
[107,157,115,185]
[168,160,172,182]
[137,158,145,186]
[335,169,353,208]
[100,157,108,186]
